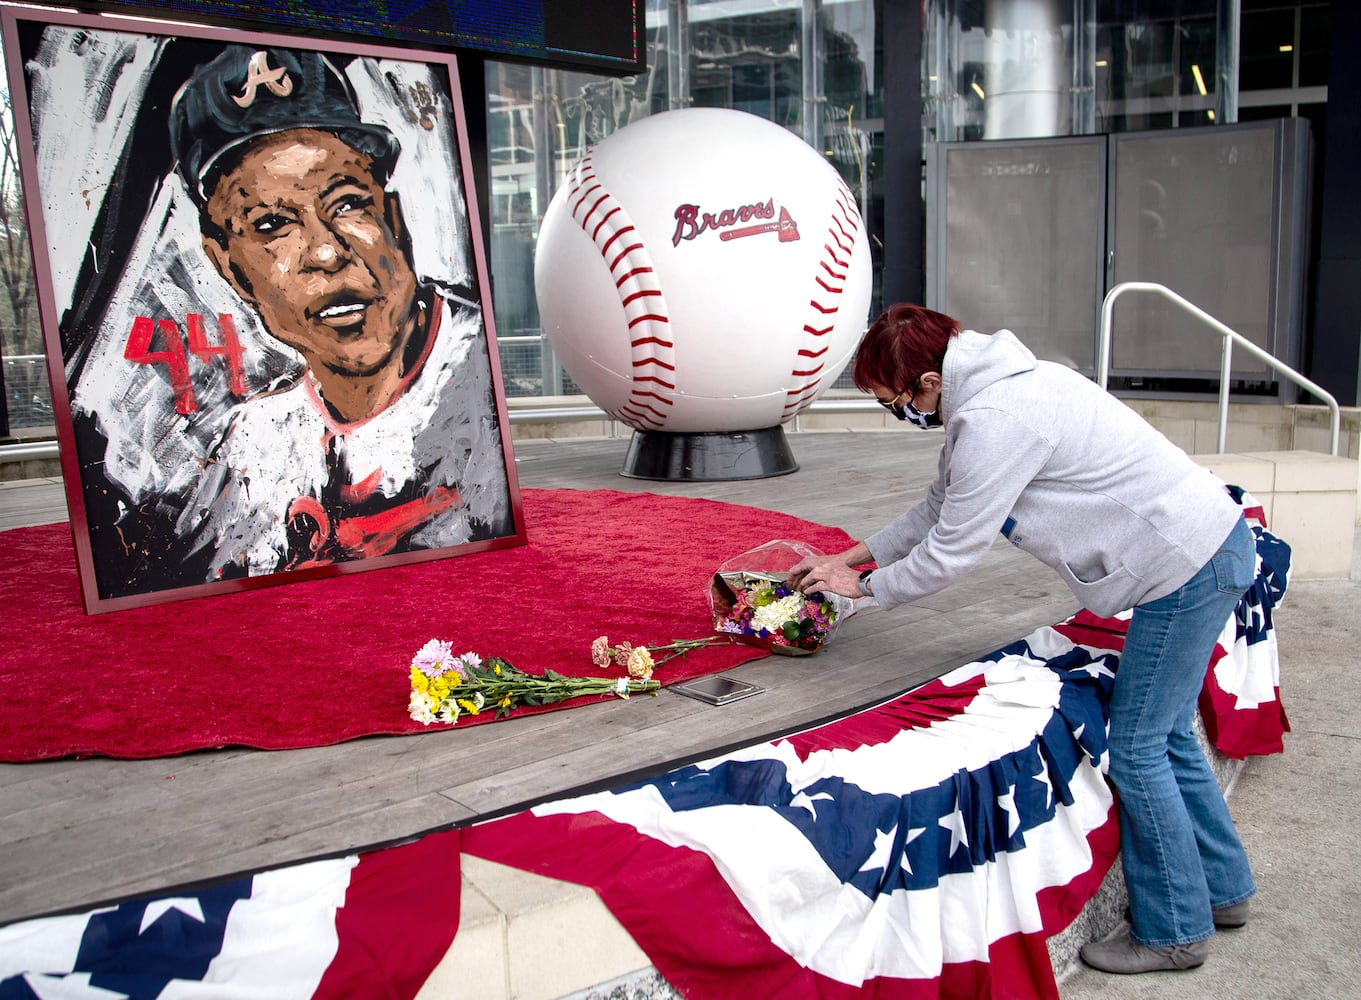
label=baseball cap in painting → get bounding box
[169,45,401,205]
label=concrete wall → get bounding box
[1192,450,1358,579]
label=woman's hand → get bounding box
[788,542,872,599]
[790,559,864,599]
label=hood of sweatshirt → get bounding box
[940,329,1037,421]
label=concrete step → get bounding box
[1192,450,1358,578]
[418,856,667,1000]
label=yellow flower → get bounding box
[626,646,655,680]
[458,698,482,716]
[499,694,513,709]
[410,668,429,694]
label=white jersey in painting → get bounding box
[177,290,510,579]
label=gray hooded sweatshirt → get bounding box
[862,329,1243,617]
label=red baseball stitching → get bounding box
[783,181,862,419]
[565,155,675,430]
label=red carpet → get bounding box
[0,488,853,762]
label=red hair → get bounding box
[851,303,961,395]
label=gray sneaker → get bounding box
[1080,932,1209,974]
[1213,900,1250,928]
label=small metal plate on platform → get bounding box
[671,675,765,706]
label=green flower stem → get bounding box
[464,658,660,718]
[647,635,729,666]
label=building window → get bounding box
[484,0,883,398]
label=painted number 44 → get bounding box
[124,313,248,415]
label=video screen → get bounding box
[60,0,643,73]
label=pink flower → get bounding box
[412,638,455,678]
[591,636,612,668]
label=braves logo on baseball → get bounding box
[671,198,776,245]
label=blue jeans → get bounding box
[1107,516,1258,947]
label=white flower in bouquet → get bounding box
[751,592,808,635]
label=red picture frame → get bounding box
[2,10,525,612]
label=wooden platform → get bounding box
[0,431,1079,926]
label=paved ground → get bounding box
[1058,539,1361,999]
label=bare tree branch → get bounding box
[0,86,41,357]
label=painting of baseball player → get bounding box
[170,46,513,578]
[6,17,521,608]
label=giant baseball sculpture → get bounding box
[535,108,873,479]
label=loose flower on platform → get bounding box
[590,635,728,677]
[408,642,661,727]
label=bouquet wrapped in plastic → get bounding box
[708,539,863,655]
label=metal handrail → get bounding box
[1098,280,1340,457]
[0,440,59,462]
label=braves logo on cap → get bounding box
[169,45,401,205]
[233,51,293,108]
